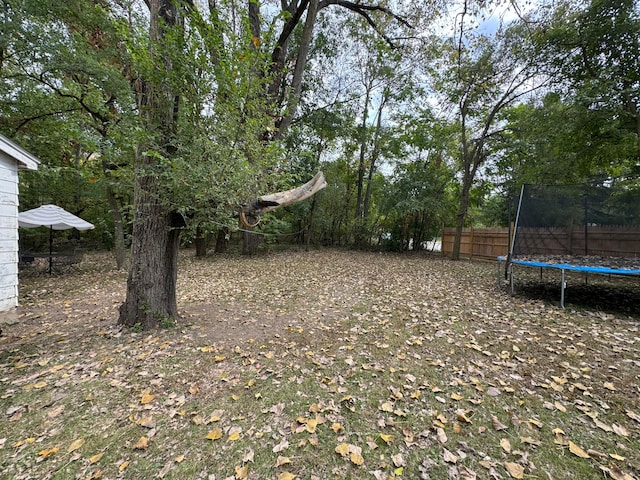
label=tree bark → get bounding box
[214,227,228,253]
[118,0,183,329]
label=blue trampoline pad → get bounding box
[497,256,640,276]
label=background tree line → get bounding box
[1,0,638,327]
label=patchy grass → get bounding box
[1,250,639,479]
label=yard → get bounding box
[1,250,639,479]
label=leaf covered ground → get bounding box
[1,250,639,480]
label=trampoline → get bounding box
[497,255,640,308]
[500,184,640,309]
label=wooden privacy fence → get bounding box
[441,225,640,260]
[441,227,509,260]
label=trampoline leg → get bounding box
[560,269,566,309]
[510,264,515,296]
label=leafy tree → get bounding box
[431,17,545,260]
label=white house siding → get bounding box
[0,156,19,310]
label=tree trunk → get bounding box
[214,227,228,253]
[118,0,182,329]
[452,171,473,260]
[194,233,209,257]
[119,186,181,328]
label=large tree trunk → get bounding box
[119,184,182,328]
[118,0,182,329]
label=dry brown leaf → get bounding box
[491,415,508,431]
[277,473,296,480]
[442,448,458,464]
[275,456,291,467]
[133,436,148,450]
[391,453,405,467]
[504,461,524,479]
[626,409,640,423]
[568,441,590,459]
[600,465,635,480]
[234,465,248,479]
[500,438,511,453]
[612,424,629,437]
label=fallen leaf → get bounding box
[277,473,296,480]
[500,438,511,453]
[234,465,248,479]
[38,447,59,458]
[349,451,364,466]
[379,434,394,445]
[206,428,222,440]
[140,392,155,405]
[335,443,349,456]
[568,441,590,459]
[89,452,104,464]
[442,448,458,464]
[67,438,85,453]
[133,436,148,450]
[504,461,524,479]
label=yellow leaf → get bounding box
[335,443,350,456]
[189,383,200,395]
[140,393,155,405]
[528,418,543,429]
[206,428,223,440]
[450,393,463,401]
[500,438,511,453]
[277,473,296,480]
[305,418,318,433]
[67,438,85,453]
[175,455,185,463]
[235,465,248,479]
[349,451,364,465]
[379,434,394,445]
[214,355,226,362]
[504,461,524,479]
[133,436,148,450]
[275,456,291,467]
[609,453,626,461]
[119,460,130,472]
[38,447,59,457]
[89,452,104,464]
[228,431,241,441]
[394,466,404,476]
[568,441,590,459]
[380,401,394,412]
[603,382,616,391]
[332,422,344,434]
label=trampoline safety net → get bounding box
[510,184,640,261]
